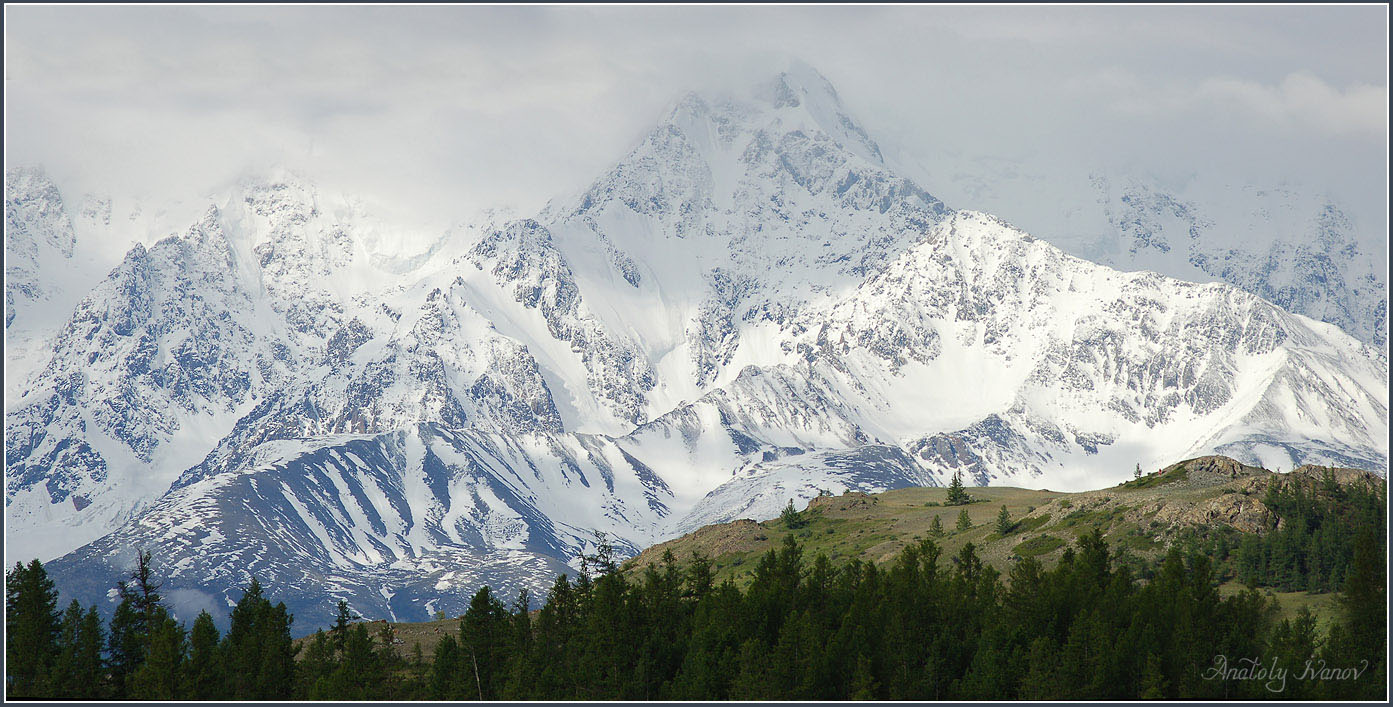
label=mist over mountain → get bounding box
[5,64,1387,633]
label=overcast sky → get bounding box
[4,5,1388,234]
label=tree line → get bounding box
[1232,471,1384,593]
[6,550,295,700]
[6,480,1386,700]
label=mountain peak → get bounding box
[755,59,842,110]
[654,61,884,168]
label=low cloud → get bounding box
[4,5,1386,232]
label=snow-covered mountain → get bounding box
[893,154,1388,349]
[7,65,1388,633]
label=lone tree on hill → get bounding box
[956,508,972,532]
[995,506,1013,535]
[780,499,807,529]
[1134,463,1143,479]
[929,515,945,538]
[947,471,970,506]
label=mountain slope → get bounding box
[8,66,1388,634]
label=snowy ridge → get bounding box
[5,66,1387,633]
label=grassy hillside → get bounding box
[316,456,1381,659]
[623,456,1377,623]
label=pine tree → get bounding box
[330,599,358,655]
[849,653,879,700]
[947,471,969,506]
[929,515,944,538]
[296,630,336,699]
[129,610,187,699]
[461,586,509,700]
[107,548,166,697]
[956,508,972,532]
[127,549,163,623]
[327,622,382,699]
[589,530,620,576]
[184,611,223,699]
[1322,526,1386,698]
[373,622,406,700]
[1138,652,1167,699]
[687,552,715,599]
[76,606,105,697]
[780,499,806,529]
[5,559,62,698]
[48,600,89,698]
[1134,463,1142,479]
[221,578,297,699]
[107,588,143,696]
[430,633,463,699]
[995,506,1013,535]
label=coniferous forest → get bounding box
[5,479,1387,701]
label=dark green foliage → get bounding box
[5,559,61,698]
[780,499,807,529]
[1014,534,1065,557]
[185,611,223,699]
[107,549,166,697]
[995,505,1014,535]
[402,525,1382,700]
[956,508,972,532]
[222,578,297,699]
[330,599,358,654]
[947,470,970,505]
[1319,525,1387,698]
[929,514,945,537]
[49,600,105,699]
[1233,474,1385,592]
[459,586,509,699]
[129,610,187,699]
[4,473,1386,700]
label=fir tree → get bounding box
[947,471,970,506]
[373,622,407,700]
[780,499,807,529]
[48,598,89,698]
[296,630,336,699]
[995,506,1013,535]
[330,599,358,655]
[5,559,62,698]
[956,508,972,532]
[1134,462,1143,479]
[687,552,715,599]
[221,578,297,699]
[429,634,463,699]
[184,611,223,699]
[1138,652,1167,699]
[929,514,945,538]
[107,548,166,697]
[129,610,187,699]
[106,587,143,696]
[76,606,106,697]
[780,501,802,528]
[326,623,381,699]
[460,585,510,700]
[849,653,879,700]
